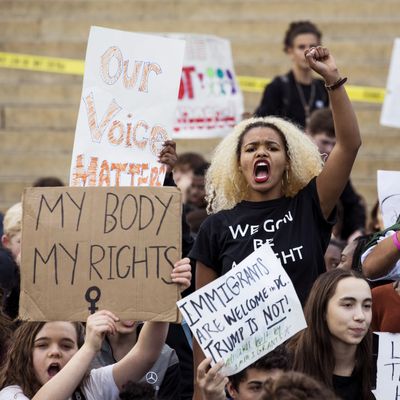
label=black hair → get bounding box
[229,344,292,390]
[283,21,322,52]
[193,162,210,177]
[119,381,156,400]
[32,176,64,187]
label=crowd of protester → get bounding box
[1,19,400,400]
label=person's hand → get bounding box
[84,310,119,352]
[305,46,340,85]
[171,257,192,291]
[197,358,228,400]
[158,140,178,173]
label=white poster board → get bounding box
[381,38,400,128]
[377,170,400,229]
[70,26,185,187]
[177,243,306,375]
[167,34,244,139]
[373,332,400,399]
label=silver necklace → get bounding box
[295,80,316,126]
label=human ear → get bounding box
[226,382,238,399]
[1,234,9,249]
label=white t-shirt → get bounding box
[0,365,119,400]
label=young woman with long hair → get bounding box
[289,268,374,400]
[190,46,361,400]
[0,259,191,400]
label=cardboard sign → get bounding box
[377,170,400,229]
[20,186,182,322]
[69,26,185,187]
[373,332,400,399]
[168,34,244,139]
[381,39,400,128]
[177,243,306,375]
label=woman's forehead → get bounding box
[242,126,284,145]
[332,277,371,298]
[35,321,77,341]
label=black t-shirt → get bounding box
[332,373,364,400]
[189,178,334,305]
[254,71,329,129]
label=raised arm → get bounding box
[307,47,362,219]
[32,311,118,400]
[112,257,192,390]
[363,231,400,279]
[193,261,219,400]
[197,358,228,400]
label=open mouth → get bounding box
[47,363,61,377]
[121,320,136,328]
[253,160,270,183]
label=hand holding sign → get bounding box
[177,242,306,375]
[70,27,185,187]
[85,310,119,352]
[20,186,183,322]
[197,358,228,400]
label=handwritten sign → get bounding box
[377,170,400,229]
[69,26,185,187]
[166,34,244,139]
[373,332,400,399]
[20,186,182,322]
[177,243,306,375]
[381,39,400,128]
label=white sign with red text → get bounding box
[69,26,185,187]
[168,34,244,139]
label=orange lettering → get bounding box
[71,154,98,186]
[111,163,128,186]
[99,160,111,186]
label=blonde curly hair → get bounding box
[3,202,22,237]
[206,117,323,214]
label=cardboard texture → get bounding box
[20,186,182,322]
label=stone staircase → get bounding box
[0,0,399,212]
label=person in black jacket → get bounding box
[255,21,328,129]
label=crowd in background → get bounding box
[1,20,400,400]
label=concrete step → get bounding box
[2,1,400,19]
[0,41,86,59]
[0,130,74,152]
[0,83,81,105]
[3,105,78,130]
[0,152,71,178]
[352,156,399,179]
[2,15,399,42]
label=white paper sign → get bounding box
[377,170,400,229]
[167,34,244,139]
[373,332,400,399]
[69,26,185,187]
[177,243,306,375]
[381,38,400,128]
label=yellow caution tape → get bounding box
[0,52,84,75]
[0,51,386,103]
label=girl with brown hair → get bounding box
[0,261,192,400]
[288,268,374,400]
